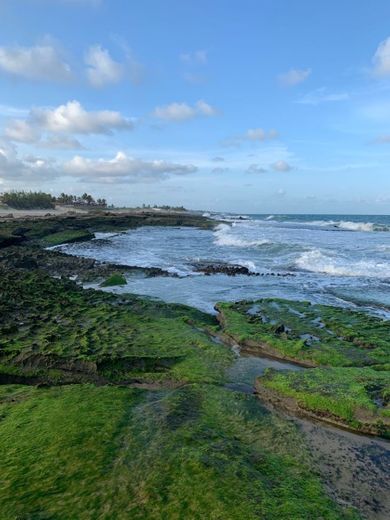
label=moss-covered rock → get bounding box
[256,367,390,437]
[216,298,389,368]
[100,273,127,287]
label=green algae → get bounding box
[0,267,231,385]
[216,299,390,368]
[0,384,359,520]
[41,229,95,246]
[100,273,127,287]
[257,367,390,437]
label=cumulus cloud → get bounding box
[271,160,292,172]
[153,100,217,121]
[0,140,56,181]
[5,120,39,143]
[180,50,207,64]
[372,37,390,76]
[0,141,198,185]
[85,45,124,87]
[4,101,133,146]
[0,43,71,81]
[247,164,267,174]
[211,156,225,162]
[32,100,132,133]
[278,68,311,87]
[64,151,197,182]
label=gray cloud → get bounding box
[0,43,71,81]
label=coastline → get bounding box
[0,211,389,518]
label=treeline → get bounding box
[56,193,107,207]
[140,204,187,211]
[0,191,107,209]
[1,191,54,209]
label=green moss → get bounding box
[100,273,127,287]
[258,367,390,436]
[217,298,390,368]
[0,384,358,519]
[41,229,95,246]
[0,267,231,385]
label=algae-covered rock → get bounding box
[256,367,390,437]
[216,298,390,368]
[100,273,127,287]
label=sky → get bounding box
[0,0,390,214]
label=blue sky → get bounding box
[0,0,390,213]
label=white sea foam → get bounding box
[232,259,258,272]
[265,215,275,220]
[286,219,387,232]
[214,224,270,247]
[295,249,390,278]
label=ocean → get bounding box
[57,213,390,316]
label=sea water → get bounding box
[58,214,390,316]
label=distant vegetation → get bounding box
[1,191,55,210]
[56,192,107,207]
[0,191,107,209]
[139,203,187,211]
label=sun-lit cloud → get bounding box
[0,43,71,81]
[85,45,124,87]
[372,36,390,76]
[153,100,217,121]
[4,100,133,146]
[64,151,197,182]
[278,68,311,87]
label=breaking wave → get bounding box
[294,219,388,232]
[214,224,271,247]
[295,249,390,278]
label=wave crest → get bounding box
[214,224,271,248]
[295,249,390,278]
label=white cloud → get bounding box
[271,160,292,172]
[85,45,123,87]
[64,151,197,182]
[247,164,267,173]
[0,140,56,181]
[297,87,349,105]
[153,100,217,121]
[211,156,225,162]
[180,50,207,64]
[32,100,132,133]
[0,43,71,81]
[5,120,39,143]
[5,101,133,144]
[278,68,311,87]
[372,37,390,76]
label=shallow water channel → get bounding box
[223,342,390,520]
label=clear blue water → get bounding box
[58,214,390,316]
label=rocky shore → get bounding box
[0,212,388,519]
